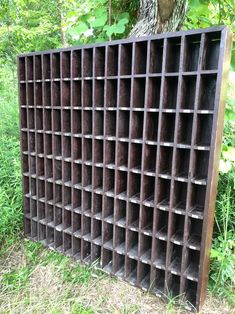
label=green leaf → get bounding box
[89,15,107,28]
[68,22,88,37]
[231,48,235,71]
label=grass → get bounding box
[0,71,234,313]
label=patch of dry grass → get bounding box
[0,242,234,314]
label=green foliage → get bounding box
[186,0,235,70]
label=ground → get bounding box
[0,240,234,314]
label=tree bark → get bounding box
[129,0,187,37]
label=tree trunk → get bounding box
[57,0,68,47]
[129,0,187,37]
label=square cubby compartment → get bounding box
[189,184,206,219]
[193,150,209,183]
[147,77,161,109]
[73,237,81,258]
[82,239,91,262]
[93,166,103,190]
[94,110,104,136]
[62,109,71,133]
[92,193,102,218]
[54,135,61,156]
[105,140,115,166]
[105,111,116,137]
[184,34,201,72]
[118,110,129,139]
[155,210,168,240]
[139,263,151,290]
[95,46,105,77]
[198,74,217,110]
[184,280,198,306]
[38,180,45,198]
[83,80,92,107]
[55,229,62,248]
[180,75,197,110]
[44,82,51,106]
[166,37,181,73]
[64,162,71,184]
[170,213,185,245]
[53,109,61,132]
[102,248,113,272]
[113,253,125,278]
[128,203,140,231]
[145,112,158,142]
[130,143,142,171]
[116,200,127,227]
[45,158,53,179]
[52,53,60,78]
[47,226,54,245]
[21,132,28,152]
[94,79,104,107]
[83,165,92,187]
[103,196,114,222]
[115,226,126,253]
[92,219,102,243]
[184,249,200,282]
[156,178,171,210]
[129,173,141,200]
[54,184,62,205]
[143,145,156,173]
[30,155,36,174]
[46,203,54,224]
[36,156,44,178]
[104,168,114,193]
[36,133,44,154]
[26,56,33,80]
[168,244,182,275]
[134,41,147,74]
[202,32,221,70]
[152,239,167,269]
[73,163,82,186]
[35,83,42,106]
[72,81,81,107]
[119,79,131,108]
[20,83,26,107]
[139,234,152,263]
[62,81,71,107]
[166,273,180,298]
[64,184,71,208]
[195,114,213,146]
[52,82,61,107]
[177,113,193,145]
[19,58,25,81]
[83,48,93,77]
[73,189,82,209]
[72,109,82,134]
[174,148,190,179]
[38,201,45,219]
[31,220,38,238]
[27,83,34,106]
[28,109,34,129]
[126,257,138,285]
[45,134,52,155]
[187,218,202,250]
[91,243,101,263]
[117,142,128,168]
[43,54,50,79]
[116,171,127,197]
[46,181,53,202]
[106,79,117,107]
[64,207,72,230]
[83,138,92,162]
[94,140,103,163]
[162,77,178,109]
[107,45,118,76]
[63,136,71,157]
[141,206,153,235]
[127,230,139,259]
[160,113,175,143]
[39,223,46,241]
[151,268,165,296]
[44,109,52,131]
[142,175,155,203]
[149,39,163,73]
[72,50,81,78]
[73,137,82,160]
[132,78,146,108]
[103,222,113,249]
[172,181,187,211]
[120,43,132,75]
[82,215,91,238]
[62,51,70,78]
[131,111,143,140]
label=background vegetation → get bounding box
[0,0,234,310]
